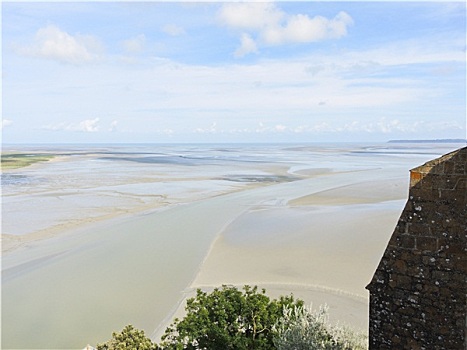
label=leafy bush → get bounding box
[159,285,304,350]
[273,305,367,350]
[96,324,158,350]
[95,286,367,350]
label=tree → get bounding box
[159,285,304,350]
[96,324,158,350]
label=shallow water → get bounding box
[1,142,461,349]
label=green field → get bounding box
[1,153,54,170]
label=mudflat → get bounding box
[1,143,458,349]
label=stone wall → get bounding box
[366,147,466,349]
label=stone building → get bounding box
[366,147,466,349]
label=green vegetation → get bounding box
[1,153,54,169]
[160,285,303,350]
[97,285,367,349]
[273,305,368,350]
[97,325,158,350]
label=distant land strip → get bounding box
[1,153,55,170]
[388,139,467,143]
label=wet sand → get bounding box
[1,143,458,349]
[156,173,408,340]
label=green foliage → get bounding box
[96,324,158,350]
[273,305,368,350]
[95,287,366,350]
[160,285,304,350]
[1,153,54,169]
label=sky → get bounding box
[2,1,466,144]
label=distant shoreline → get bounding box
[1,153,56,170]
[388,139,466,144]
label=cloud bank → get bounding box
[44,118,100,132]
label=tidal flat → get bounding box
[1,143,460,349]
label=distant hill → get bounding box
[388,139,467,144]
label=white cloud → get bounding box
[275,124,287,132]
[424,120,464,131]
[218,2,284,30]
[194,122,218,134]
[377,118,401,133]
[244,118,453,136]
[43,122,66,131]
[330,118,429,134]
[219,3,353,56]
[19,24,102,64]
[78,118,100,132]
[234,33,259,58]
[121,34,146,54]
[162,24,185,36]
[2,119,13,129]
[263,11,353,45]
[109,120,118,132]
[44,118,100,132]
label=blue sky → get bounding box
[2,1,466,144]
